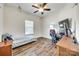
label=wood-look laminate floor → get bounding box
[13,38,57,56]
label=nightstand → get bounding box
[0,41,12,56]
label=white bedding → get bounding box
[12,35,37,48]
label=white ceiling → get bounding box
[5,3,67,17]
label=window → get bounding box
[25,20,34,35]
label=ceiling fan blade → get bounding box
[41,12,44,14]
[33,10,38,13]
[44,8,51,11]
[32,5,39,9]
[42,3,47,7]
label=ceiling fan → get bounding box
[32,3,51,14]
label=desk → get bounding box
[0,41,12,56]
[56,36,79,56]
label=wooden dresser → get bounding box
[0,41,12,56]
[56,36,79,56]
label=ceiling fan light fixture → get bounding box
[39,8,43,12]
[44,5,48,8]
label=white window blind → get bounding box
[25,20,34,35]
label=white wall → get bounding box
[0,4,4,42]
[42,4,78,41]
[4,5,42,38]
[42,12,59,39]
